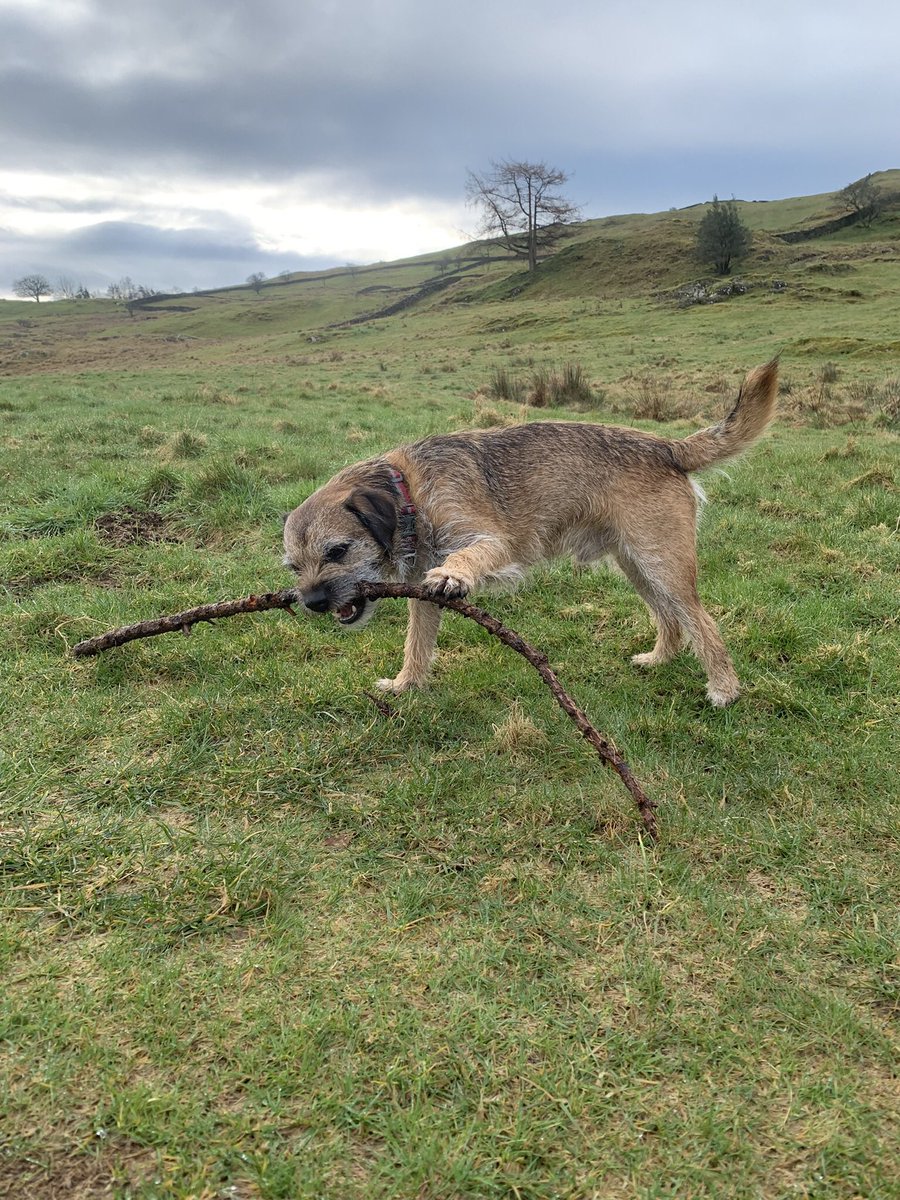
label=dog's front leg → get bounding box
[376,598,443,693]
[423,538,511,598]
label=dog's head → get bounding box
[282,462,400,629]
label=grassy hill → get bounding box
[3,169,899,424]
[0,174,898,1198]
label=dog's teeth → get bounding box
[336,600,362,624]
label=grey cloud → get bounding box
[1,0,897,295]
[3,0,893,201]
[64,221,268,261]
[2,219,335,295]
[0,190,115,214]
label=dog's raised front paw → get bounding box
[423,568,471,598]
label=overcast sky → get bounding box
[2,0,897,298]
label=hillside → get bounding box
[1,170,899,424]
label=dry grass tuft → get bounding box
[628,373,675,421]
[158,430,208,460]
[491,701,548,754]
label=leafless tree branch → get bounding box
[466,159,580,272]
[72,582,657,839]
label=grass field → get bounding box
[1,179,898,1198]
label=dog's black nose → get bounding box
[303,587,331,613]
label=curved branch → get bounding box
[360,584,657,839]
[72,582,658,839]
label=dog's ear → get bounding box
[345,488,397,555]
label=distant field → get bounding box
[1,180,898,1198]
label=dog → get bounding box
[282,360,778,706]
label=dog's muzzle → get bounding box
[302,586,369,626]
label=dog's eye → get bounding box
[323,543,350,563]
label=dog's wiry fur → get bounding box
[283,360,778,706]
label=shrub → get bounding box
[488,362,597,410]
[527,366,551,408]
[187,459,258,503]
[160,430,207,460]
[875,377,900,428]
[695,196,752,275]
[629,374,673,421]
[551,362,594,407]
[487,366,524,403]
[139,467,181,505]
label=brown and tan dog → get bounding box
[283,360,778,705]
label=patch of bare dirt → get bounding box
[93,507,180,547]
[0,1142,157,1200]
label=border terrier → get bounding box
[283,360,777,706]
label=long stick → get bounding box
[72,582,658,838]
[71,589,302,656]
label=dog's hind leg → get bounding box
[376,598,443,693]
[677,599,741,707]
[611,552,684,668]
[615,546,739,705]
[612,493,741,706]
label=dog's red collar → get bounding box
[387,467,417,562]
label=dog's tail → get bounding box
[670,359,779,474]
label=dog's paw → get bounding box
[631,651,660,669]
[375,675,425,695]
[707,682,740,707]
[423,567,471,598]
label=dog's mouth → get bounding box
[334,596,367,626]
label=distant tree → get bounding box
[466,159,580,272]
[13,274,53,303]
[695,196,752,276]
[54,276,79,300]
[106,277,158,306]
[247,272,267,293]
[839,173,881,228]
[107,276,135,301]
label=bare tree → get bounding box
[107,276,136,301]
[13,274,53,303]
[466,159,580,272]
[839,173,881,228]
[246,272,267,294]
[105,277,158,309]
[54,276,79,300]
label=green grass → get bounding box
[1,185,899,1198]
